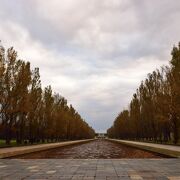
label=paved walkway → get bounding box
[108,139,180,158]
[0,159,179,179]
[118,140,180,152]
[0,139,94,158]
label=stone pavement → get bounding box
[0,139,94,158]
[0,159,179,179]
[108,139,180,158]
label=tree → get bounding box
[0,44,95,145]
[28,68,42,143]
[169,43,180,144]
[107,42,180,144]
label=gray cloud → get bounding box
[0,0,180,132]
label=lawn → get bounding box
[0,139,17,148]
[0,139,68,148]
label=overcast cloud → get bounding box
[0,0,180,132]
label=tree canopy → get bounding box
[107,43,180,144]
[0,45,95,145]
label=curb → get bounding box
[107,139,180,158]
[0,139,94,158]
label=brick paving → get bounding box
[0,159,179,179]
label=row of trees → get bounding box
[107,43,180,144]
[0,45,95,145]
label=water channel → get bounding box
[13,139,167,159]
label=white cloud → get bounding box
[0,0,180,132]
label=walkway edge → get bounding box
[0,139,94,158]
[107,139,180,158]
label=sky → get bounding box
[0,0,180,133]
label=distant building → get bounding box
[96,133,106,138]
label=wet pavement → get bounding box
[13,139,166,159]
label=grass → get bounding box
[133,139,180,146]
[0,139,17,148]
[0,139,76,148]
[0,139,56,148]
[112,138,180,146]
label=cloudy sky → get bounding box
[0,0,180,132]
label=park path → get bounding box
[0,139,180,179]
[0,139,93,158]
[1,139,180,158]
[109,139,180,158]
[0,159,179,179]
[117,140,180,152]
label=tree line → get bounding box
[0,45,95,145]
[107,43,180,144]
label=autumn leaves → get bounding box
[107,43,180,144]
[0,46,95,145]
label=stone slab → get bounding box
[0,139,94,158]
[108,139,180,158]
[0,159,179,179]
